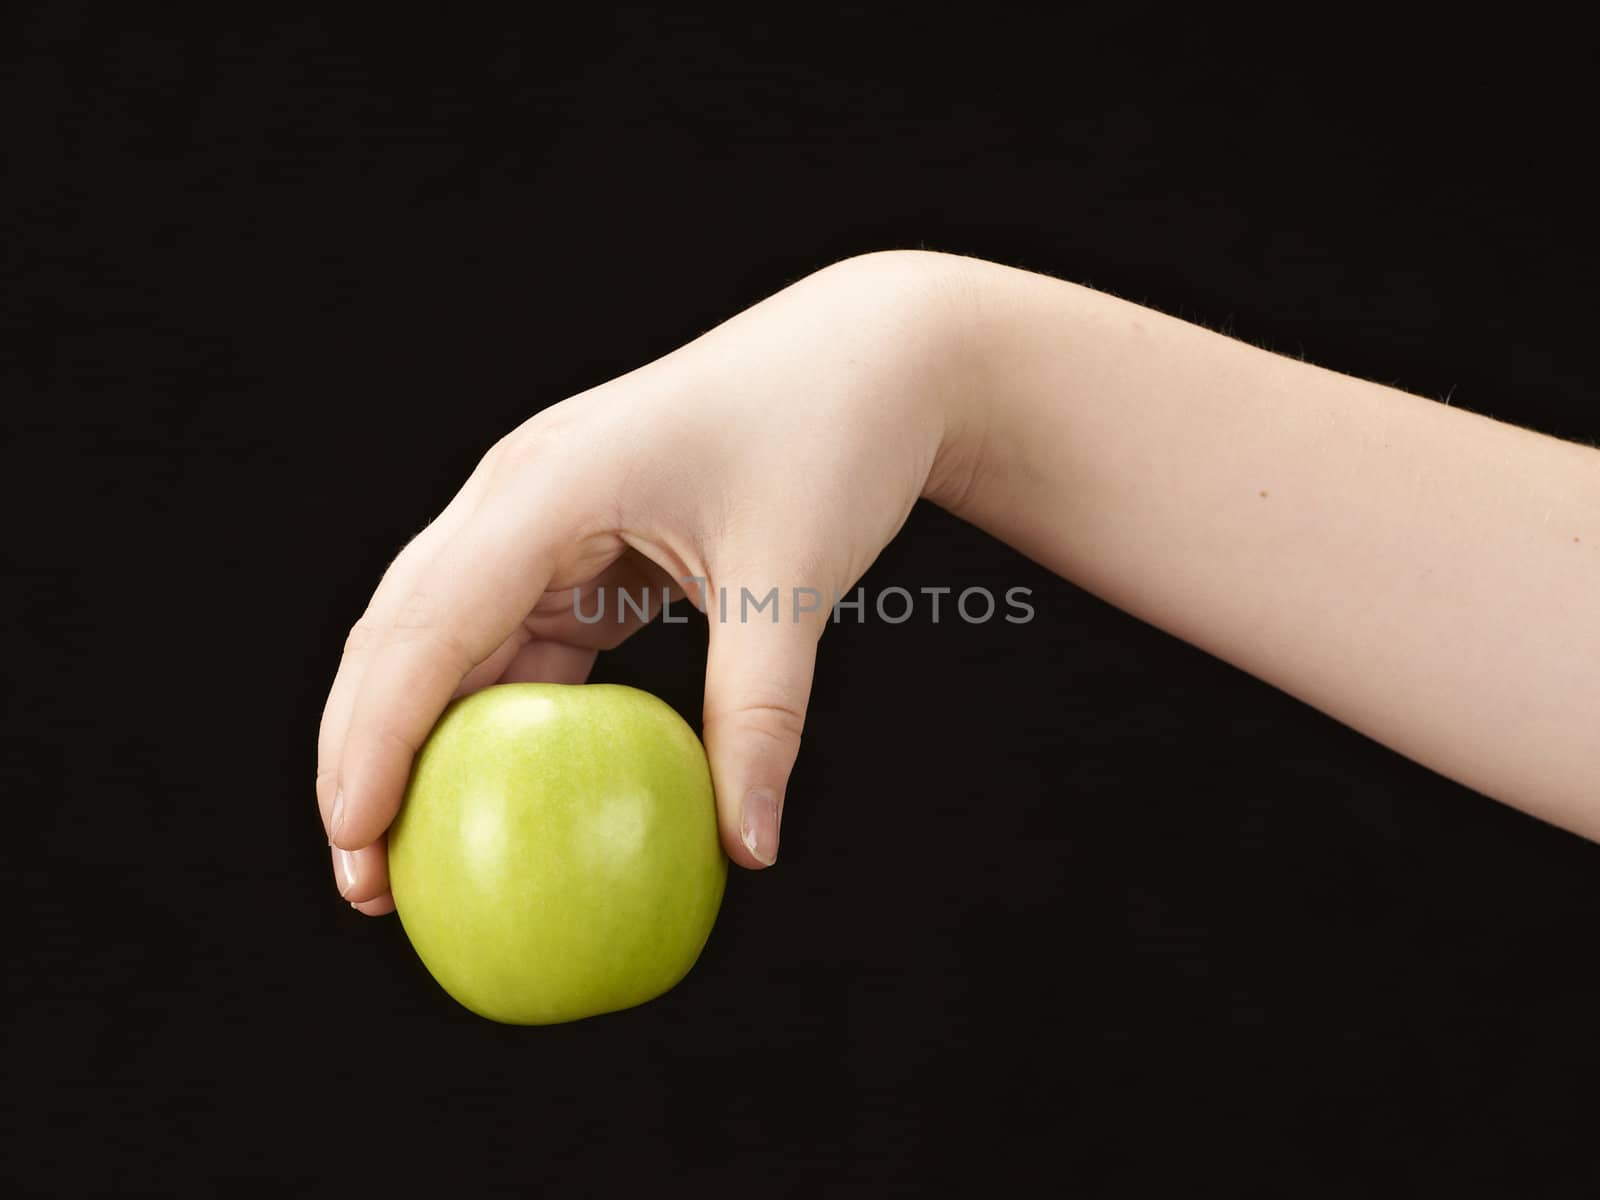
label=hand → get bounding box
[316,251,979,912]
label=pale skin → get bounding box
[317,250,1600,914]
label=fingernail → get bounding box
[740,787,780,866]
[333,847,358,898]
[330,786,346,844]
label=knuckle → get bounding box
[706,699,807,749]
[487,427,548,481]
[480,433,510,469]
[363,592,479,675]
[479,432,516,477]
[392,590,436,631]
[748,702,807,745]
[388,527,436,577]
[343,616,382,658]
[392,620,477,676]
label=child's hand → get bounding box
[316,252,978,912]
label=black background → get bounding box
[7,8,1599,1193]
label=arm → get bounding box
[318,250,1600,914]
[933,256,1600,838]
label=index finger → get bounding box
[330,501,564,851]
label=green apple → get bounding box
[387,682,727,1024]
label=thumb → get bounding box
[701,582,824,869]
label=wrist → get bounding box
[893,251,995,516]
[816,250,992,511]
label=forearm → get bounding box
[930,254,1600,838]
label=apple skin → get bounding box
[387,683,727,1025]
